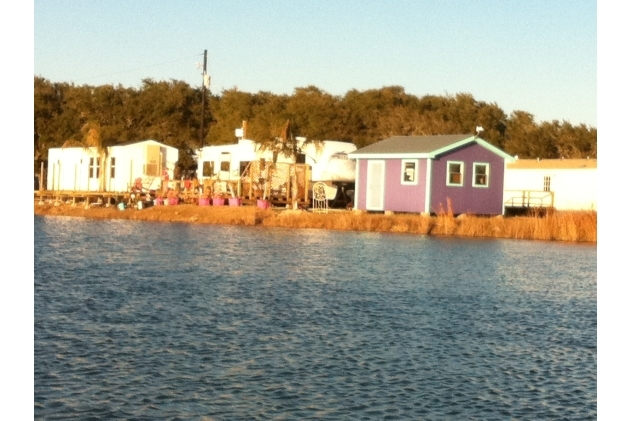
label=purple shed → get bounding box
[348,134,515,215]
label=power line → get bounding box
[83,53,203,82]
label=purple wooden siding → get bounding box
[355,159,427,211]
[383,159,426,212]
[430,143,505,215]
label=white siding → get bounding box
[46,140,178,192]
[504,168,597,211]
[197,139,357,183]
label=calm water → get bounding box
[34,215,597,420]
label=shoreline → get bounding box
[34,203,597,243]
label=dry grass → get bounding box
[34,202,597,243]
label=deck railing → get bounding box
[504,190,555,208]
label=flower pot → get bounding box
[212,198,225,206]
[228,198,242,207]
[169,197,179,205]
[199,197,210,206]
[257,199,270,209]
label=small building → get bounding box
[47,139,179,192]
[504,159,597,211]
[349,134,515,215]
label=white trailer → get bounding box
[196,137,356,184]
[504,159,597,211]
[196,135,357,205]
[47,140,179,192]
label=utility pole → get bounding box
[199,49,209,149]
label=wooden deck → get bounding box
[35,190,131,206]
[34,189,311,208]
[504,190,555,216]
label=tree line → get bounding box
[34,76,597,174]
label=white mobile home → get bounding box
[504,159,597,211]
[47,140,179,192]
[196,137,357,184]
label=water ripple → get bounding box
[35,216,596,420]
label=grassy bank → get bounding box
[34,203,597,243]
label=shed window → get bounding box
[447,161,464,186]
[220,161,230,172]
[472,163,489,187]
[110,157,116,178]
[401,160,418,185]
[543,176,551,192]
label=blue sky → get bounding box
[34,0,596,126]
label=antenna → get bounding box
[199,50,208,149]
[475,126,484,135]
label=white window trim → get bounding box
[543,175,551,192]
[401,159,418,185]
[446,160,464,186]
[472,162,490,188]
[89,157,100,179]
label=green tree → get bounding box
[35,77,596,174]
[285,86,344,140]
[206,88,256,145]
[503,111,556,159]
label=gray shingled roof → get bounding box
[350,134,474,155]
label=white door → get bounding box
[366,160,385,210]
[88,157,100,191]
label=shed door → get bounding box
[366,160,385,210]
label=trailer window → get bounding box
[89,157,100,179]
[202,161,214,177]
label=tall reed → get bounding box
[35,203,597,242]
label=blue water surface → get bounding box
[34,215,597,420]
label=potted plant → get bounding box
[212,193,225,206]
[256,198,270,209]
[199,187,210,206]
[227,183,241,206]
[167,188,179,205]
[256,182,271,209]
[154,191,164,206]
